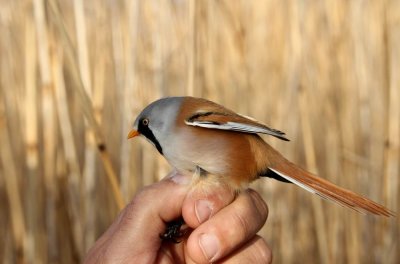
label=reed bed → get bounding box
[0,0,399,263]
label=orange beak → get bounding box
[127,129,140,139]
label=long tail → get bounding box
[268,160,394,217]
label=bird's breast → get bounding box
[163,126,260,187]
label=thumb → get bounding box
[84,171,189,263]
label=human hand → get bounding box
[84,171,272,263]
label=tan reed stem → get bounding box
[48,0,124,210]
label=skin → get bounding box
[84,171,272,264]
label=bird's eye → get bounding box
[142,118,149,126]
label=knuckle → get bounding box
[251,238,273,264]
[130,183,162,208]
[231,209,249,240]
[134,185,156,201]
[122,185,159,225]
[246,189,269,222]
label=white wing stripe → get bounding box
[186,121,274,134]
[185,121,232,130]
[185,119,288,141]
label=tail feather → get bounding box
[269,161,394,217]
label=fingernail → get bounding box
[195,200,213,223]
[199,233,219,261]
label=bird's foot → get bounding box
[159,217,188,243]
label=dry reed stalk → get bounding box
[73,0,91,92]
[327,5,349,263]
[204,1,216,98]
[326,129,342,264]
[339,41,362,264]
[72,0,98,253]
[47,0,124,210]
[52,49,83,258]
[84,59,104,252]
[119,1,133,198]
[33,0,58,261]
[152,1,164,98]
[383,2,400,262]
[298,86,331,263]
[0,111,27,263]
[118,0,140,197]
[0,93,26,263]
[134,3,159,185]
[277,5,302,262]
[152,1,174,180]
[23,14,40,264]
[91,41,105,130]
[186,0,195,96]
[3,226,14,263]
[82,4,107,250]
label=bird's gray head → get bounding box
[129,97,184,154]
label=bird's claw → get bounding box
[159,218,187,243]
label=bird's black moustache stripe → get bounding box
[138,122,163,154]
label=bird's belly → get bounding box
[163,138,230,175]
[162,129,259,187]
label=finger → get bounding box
[85,171,190,263]
[86,172,188,256]
[182,183,236,228]
[185,189,269,263]
[111,174,188,242]
[218,236,272,264]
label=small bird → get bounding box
[128,96,393,240]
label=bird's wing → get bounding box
[185,110,289,141]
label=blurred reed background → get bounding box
[0,0,399,263]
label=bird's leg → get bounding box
[160,217,188,243]
[190,165,208,187]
